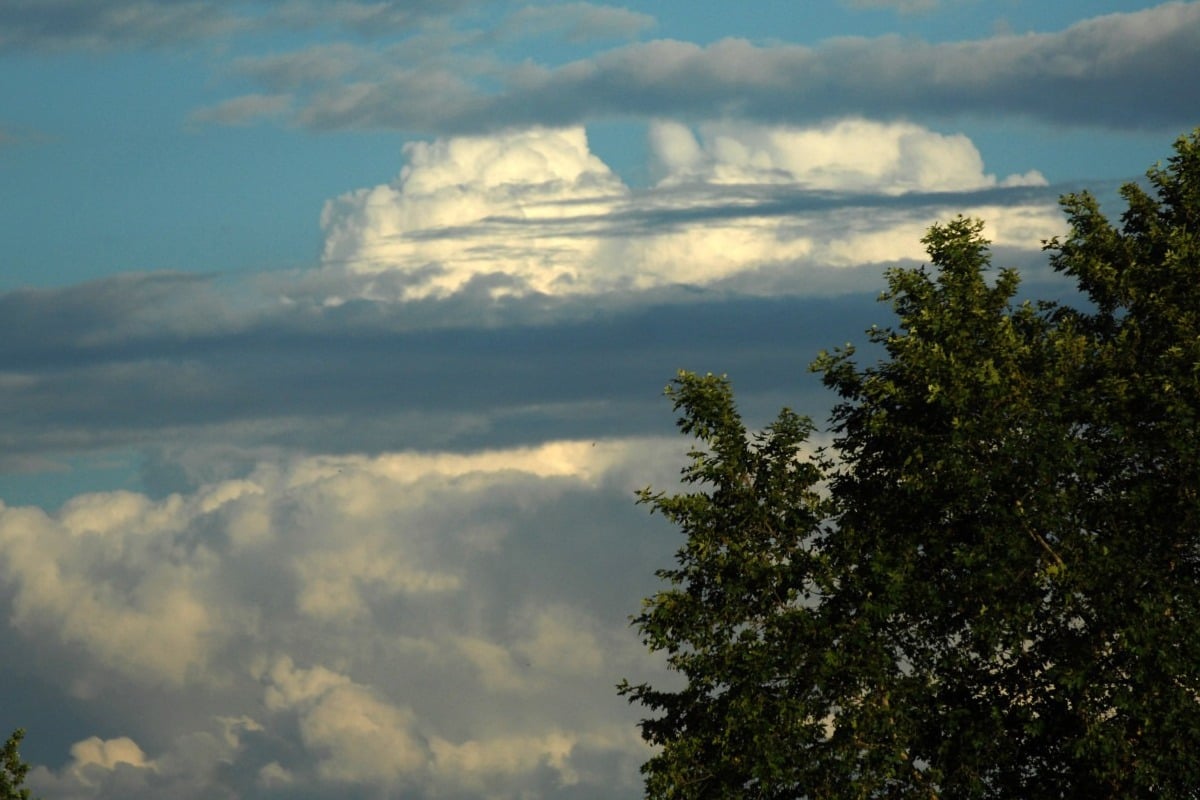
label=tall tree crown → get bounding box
[623,128,1200,799]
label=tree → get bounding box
[1,729,37,800]
[621,129,1200,798]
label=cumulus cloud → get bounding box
[648,118,1045,192]
[258,656,430,786]
[320,126,630,297]
[318,120,1059,299]
[70,736,153,773]
[4,438,677,799]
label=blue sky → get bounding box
[0,1,1197,798]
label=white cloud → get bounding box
[320,126,630,297]
[0,496,216,686]
[316,118,1059,300]
[69,736,153,773]
[648,118,1042,193]
[259,656,430,786]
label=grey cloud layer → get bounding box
[0,0,243,51]
[0,0,481,52]
[0,272,871,469]
[0,169,1068,471]
[231,2,1200,133]
[0,0,630,52]
[11,2,1194,132]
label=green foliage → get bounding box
[622,129,1200,799]
[1,729,37,800]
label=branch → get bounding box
[1014,499,1065,571]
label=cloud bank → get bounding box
[4,441,676,799]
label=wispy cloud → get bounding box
[229,3,1200,133]
[188,93,294,127]
[841,0,944,14]
[500,2,656,43]
[0,0,480,52]
[0,0,244,51]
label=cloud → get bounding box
[0,0,478,51]
[29,722,267,799]
[269,0,477,36]
[319,126,631,296]
[258,657,430,786]
[318,120,1059,299]
[0,0,243,52]
[5,439,679,799]
[255,3,1200,133]
[70,736,153,773]
[648,118,1046,192]
[841,0,942,13]
[0,119,1069,469]
[0,275,879,468]
[188,93,293,127]
[501,3,656,43]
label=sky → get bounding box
[0,1,1196,798]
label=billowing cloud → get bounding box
[319,126,631,296]
[258,657,430,786]
[648,118,1046,192]
[4,439,678,799]
[318,120,1059,299]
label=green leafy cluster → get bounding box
[2,730,37,800]
[621,129,1200,799]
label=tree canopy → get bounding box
[2,729,37,800]
[621,129,1200,799]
